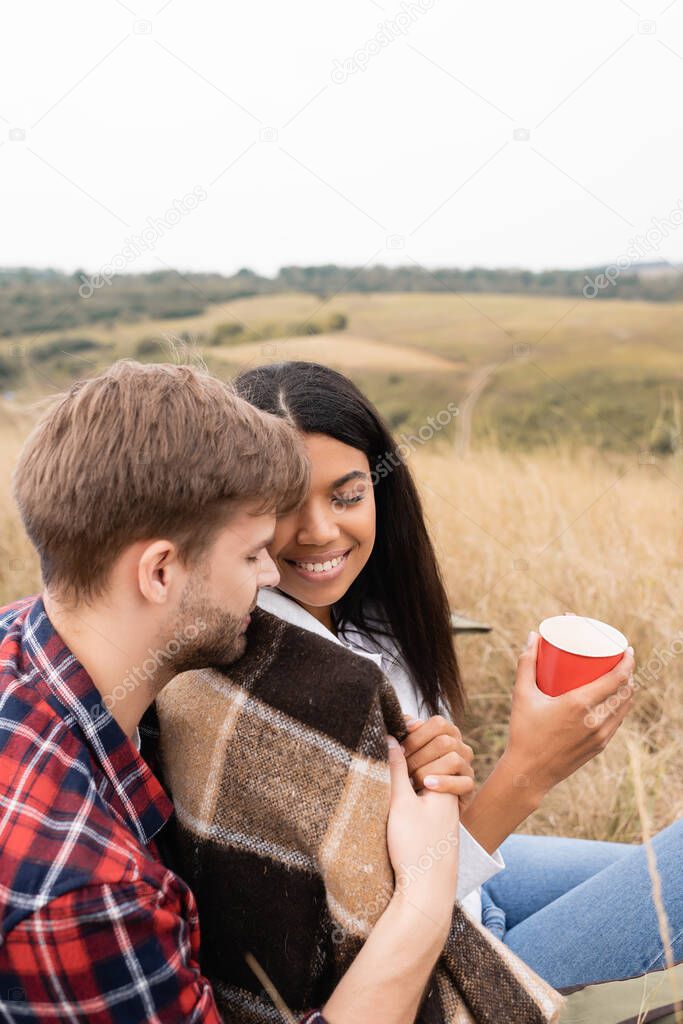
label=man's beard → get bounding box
[162,570,253,674]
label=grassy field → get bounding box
[3,289,682,450]
[1,409,681,843]
[1,287,682,843]
[417,444,683,842]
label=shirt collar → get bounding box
[21,596,174,846]
[256,588,384,669]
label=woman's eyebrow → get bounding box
[331,470,368,488]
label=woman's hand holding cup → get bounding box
[503,624,636,801]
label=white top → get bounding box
[257,588,504,923]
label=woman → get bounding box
[235,360,683,992]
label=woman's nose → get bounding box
[297,505,341,547]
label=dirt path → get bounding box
[454,362,499,456]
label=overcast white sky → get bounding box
[2,0,683,277]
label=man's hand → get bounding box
[323,738,460,1024]
[386,736,460,912]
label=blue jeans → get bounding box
[480,818,683,990]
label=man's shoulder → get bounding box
[0,595,41,698]
[9,868,191,932]
[0,594,36,620]
[0,745,169,939]
[0,677,166,939]
[0,594,36,643]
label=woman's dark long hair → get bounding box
[234,361,466,722]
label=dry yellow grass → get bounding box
[415,443,683,841]
[212,333,458,373]
[1,408,680,844]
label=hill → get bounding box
[2,289,682,452]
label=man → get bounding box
[0,361,459,1023]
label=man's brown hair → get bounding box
[14,360,309,602]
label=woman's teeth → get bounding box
[294,554,345,574]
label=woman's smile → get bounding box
[281,547,353,584]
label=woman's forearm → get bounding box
[460,755,545,854]
[322,888,451,1024]
[464,634,636,856]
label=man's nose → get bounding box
[259,550,280,589]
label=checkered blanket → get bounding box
[155,609,564,1023]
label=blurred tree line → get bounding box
[1,263,681,338]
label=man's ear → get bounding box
[137,540,182,605]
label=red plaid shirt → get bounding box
[0,596,326,1024]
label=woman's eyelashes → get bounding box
[332,490,365,507]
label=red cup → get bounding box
[536,615,628,697]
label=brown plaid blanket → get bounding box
[154,608,564,1023]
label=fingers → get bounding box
[569,661,635,759]
[587,680,635,746]
[579,648,635,706]
[422,773,476,795]
[587,705,630,755]
[405,734,474,775]
[592,683,634,724]
[387,735,419,806]
[401,715,463,758]
[601,713,627,748]
[515,631,540,693]
[411,751,475,791]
